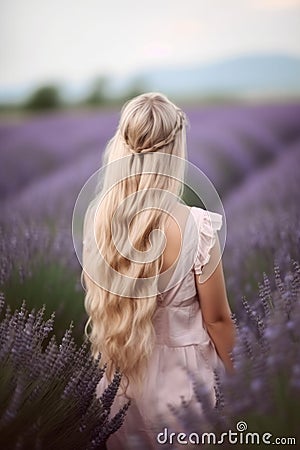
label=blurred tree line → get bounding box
[24,85,62,110]
[17,76,147,111]
[0,75,240,113]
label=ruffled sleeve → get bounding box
[192,208,223,275]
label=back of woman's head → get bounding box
[120,92,185,155]
[82,92,188,397]
[104,92,187,162]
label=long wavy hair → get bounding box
[82,92,188,398]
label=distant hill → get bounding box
[138,53,300,98]
[1,53,300,105]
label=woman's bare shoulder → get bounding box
[161,203,191,272]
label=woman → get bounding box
[81,92,235,449]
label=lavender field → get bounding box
[1,102,300,446]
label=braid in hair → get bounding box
[123,109,186,154]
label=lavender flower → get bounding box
[0,293,129,450]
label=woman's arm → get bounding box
[195,234,236,374]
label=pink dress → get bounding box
[96,206,225,449]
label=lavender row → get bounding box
[0,110,116,198]
[1,103,300,200]
[223,139,300,307]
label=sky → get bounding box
[0,0,300,89]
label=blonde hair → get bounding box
[82,92,188,398]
